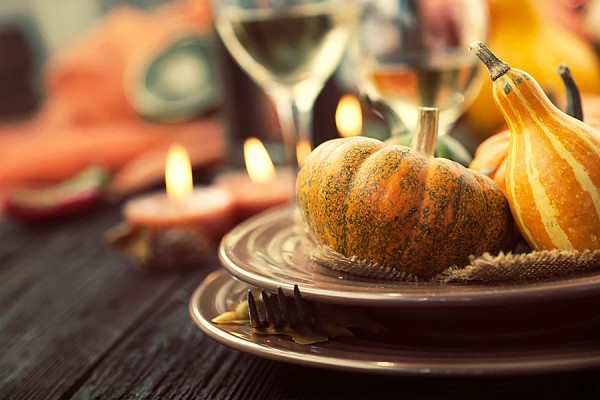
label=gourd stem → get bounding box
[411,107,438,157]
[558,63,584,121]
[469,41,511,81]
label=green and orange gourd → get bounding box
[470,41,600,251]
[296,108,513,279]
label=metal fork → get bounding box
[247,285,317,329]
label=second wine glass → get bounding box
[354,0,488,136]
[214,0,357,167]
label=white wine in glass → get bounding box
[355,0,488,135]
[215,1,357,166]
[364,56,481,134]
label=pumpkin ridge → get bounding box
[297,137,385,251]
[344,147,429,273]
[425,161,473,268]
[323,138,385,253]
[398,151,432,270]
[470,173,499,254]
[296,139,339,244]
[397,157,440,270]
[340,142,394,254]
[456,170,496,260]
[444,166,466,249]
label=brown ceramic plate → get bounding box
[219,205,600,308]
[189,270,600,376]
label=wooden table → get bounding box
[1,204,599,400]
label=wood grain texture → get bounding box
[0,207,186,399]
[1,205,600,400]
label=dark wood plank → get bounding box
[70,269,237,400]
[71,267,600,400]
[0,206,188,400]
[1,219,48,272]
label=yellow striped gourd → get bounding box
[471,42,600,251]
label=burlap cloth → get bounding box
[309,245,600,284]
[293,208,600,283]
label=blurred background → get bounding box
[1,0,599,219]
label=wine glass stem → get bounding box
[293,99,313,147]
[274,95,313,169]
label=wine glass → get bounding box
[353,0,488,135]
[213,0,357,167]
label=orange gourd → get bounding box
[471,42,600,251]
[470,64,597,194]
[296,108,513,279]
[469,130,510,194]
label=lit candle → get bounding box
[124,144,234,240]
[336,94,363,138]
[214,137,294,222]
[296,137,312,168]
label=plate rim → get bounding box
[189,270,600,376]
[218,205,600,308]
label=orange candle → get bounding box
[214,138,294,222]
[124,144,234,240]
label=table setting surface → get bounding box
[1,203,600,400]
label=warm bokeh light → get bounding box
[336,94,363,137]
[244,137,275,184]
[296,138,312,168]
[165,144,193,200]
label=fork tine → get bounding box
[280,287,301,327]
[293,285,308,324]
[261,290,280,327]
[277,287,293,327]
[247,291,265,328]
[294,285,316,326]
[267,292,284,328]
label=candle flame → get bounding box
[244,137,275,184]
[296,138,312,168]
[336,94,362,137]
[165,144,193,200]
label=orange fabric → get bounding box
[0,119,223,189]
[0,1,222,203]
[44,1,213,126]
